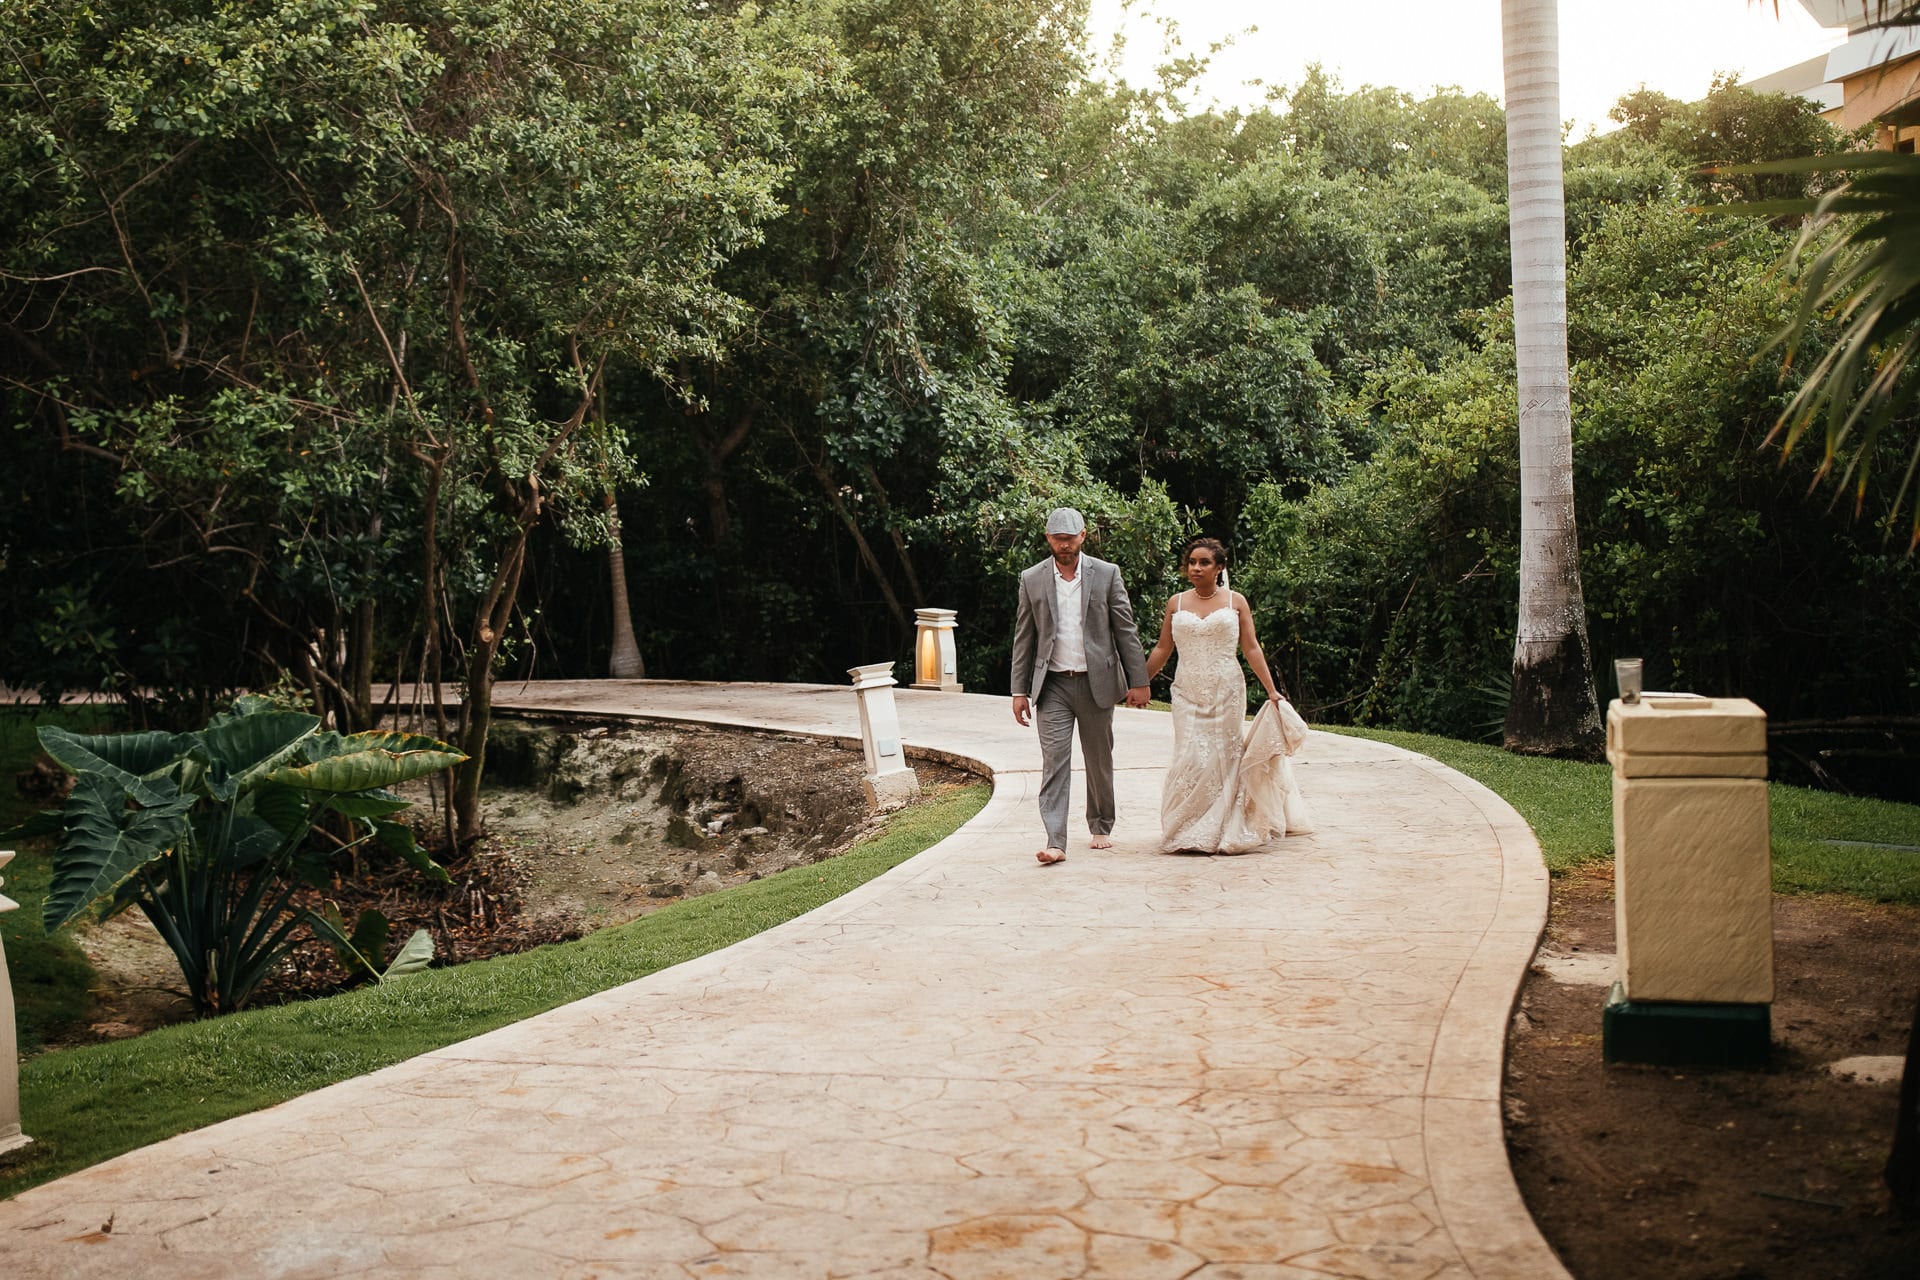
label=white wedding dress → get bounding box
[1159,604,1314,854]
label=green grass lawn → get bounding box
[1332,726,1920,902]
[2,707,115,1053]
[0,780,988,1199]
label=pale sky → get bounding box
[1085,0,1850,137]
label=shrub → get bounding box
[7,698,465,1014]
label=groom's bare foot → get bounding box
[1088,834,1114,850]
[1036,847,1067,865]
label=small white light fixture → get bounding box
[911,608,963,692]
[0,851,31,1155]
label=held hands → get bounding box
[1015,689,1151,718]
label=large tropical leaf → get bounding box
[0,808,66,842]
[1711,151,1920,544]
[267,733,466,793]
[218,694,284,719]
[312,904,390,981]
[36,727,183,806]
[383,928,435,979]
[197,710,321,800]
[218,813,290,869]
[301,730,463,762]
[247,782,312,839]
[324,789,412,819]
[42,774,195,932]
[373,818,452,884]
[309,909,434,982]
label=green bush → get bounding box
[8,699,464,1015]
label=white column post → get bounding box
[0,851,31,1155]
[911,609,964,692]
[848,663,921,811]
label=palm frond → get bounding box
[1707,151,1920,544]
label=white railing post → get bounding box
[847,663,921,811]
[0,851,30,1155]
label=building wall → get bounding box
[1796,1,1920,148]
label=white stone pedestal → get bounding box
[1603,696,1773,1067]
[0,851,31,1155]
[848,663,921,811]
[1607,696,1772,1004]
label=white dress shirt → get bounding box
[1049,558,1088,672]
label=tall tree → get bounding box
[0,0,831,840]
[1500,0,1603,755]
[647,0,1088,651]
[605,519,646,680]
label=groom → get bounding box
[1009,507,1151,865]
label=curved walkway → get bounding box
[0,681,1569,1280]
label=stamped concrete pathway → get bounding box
[0,681,1569,1280]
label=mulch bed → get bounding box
[1506,863,1920,1279]
[267,838,581,1000]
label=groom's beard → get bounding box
[1054,551,1080,570]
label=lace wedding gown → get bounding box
[1159,606,1314,854]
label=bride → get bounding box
[1144,538,1313,854]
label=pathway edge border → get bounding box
[1360,738,1573,1280]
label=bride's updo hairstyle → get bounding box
[1182,537,1229,590]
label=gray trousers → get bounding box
[1036,671,1116,849]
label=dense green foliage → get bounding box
[2,0,829,718]
[1720,151,1920,546]
[0,779,990,1198]
[3,6,1912,743]
[1246,194,1920,732]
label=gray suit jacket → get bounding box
[1009,554,1151,707]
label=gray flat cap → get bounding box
[1044,507,1086,536]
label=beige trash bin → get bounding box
[1603,695,1772,1066]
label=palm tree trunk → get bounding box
[605,502,645,678]
[1501,0,1602,757]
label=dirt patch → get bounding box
[476,717,974,932]
[46,718,980,1046]
[69,913,195,1039]
[1506,863,1920,1278]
